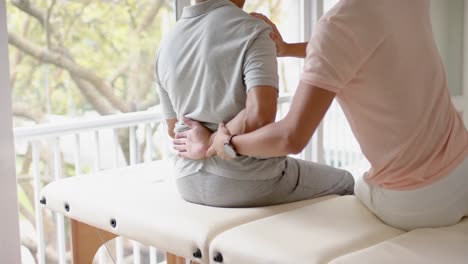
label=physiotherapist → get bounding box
[175,0,468,231]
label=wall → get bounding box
[464,0,468,125]
[0,0,21,263]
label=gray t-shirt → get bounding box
[155,0,287,180]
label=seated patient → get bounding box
[155,0,354,207]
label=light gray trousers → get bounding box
[176,157,355,207]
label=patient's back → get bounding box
[156,0,286,180]
[156,0,277,132]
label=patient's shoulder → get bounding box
[210,6,272,35]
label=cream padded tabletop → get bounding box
[41,160,335,263]
[330,217,468,264]
[209,196,404,264]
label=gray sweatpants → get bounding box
[176,157,354,207]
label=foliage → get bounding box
[8,0,175,123]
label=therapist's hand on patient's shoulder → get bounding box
[250,12,288,57]
[206,123,233,160]
[174,117,212,160]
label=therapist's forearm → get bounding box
[206,109,247,147]
[229,82,336,158]
[225,109,246,135]
[231,119,294,158]
[282,42,308,58]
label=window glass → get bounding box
[8,0,175,127]
[322,0,369,173]
[323,0,339,13]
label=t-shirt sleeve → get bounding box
[155,63,177,119]
[243,27,279,91]
[157,83,177,119]
[301,19,385,93]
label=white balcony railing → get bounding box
[13,95,367,264]
[15,110,164,264]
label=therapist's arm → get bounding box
[281,43,308,58]
[208,82,335,158]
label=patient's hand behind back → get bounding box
[173,117,213,160]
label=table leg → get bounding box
[71,219,117,264]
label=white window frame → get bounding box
[461,0,468,125]
[0,0,22,263]
[301,0,325,163]
[441,0,468,126]
[301,0,322,41]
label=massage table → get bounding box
[41,160,468,263]
[40,160,334,263]
[329,218,468,264]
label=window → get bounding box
[323,0,339,12]
[7,1,176,263]
[8,0,175,123]
[430,0,467,124]
[320,0,369,174]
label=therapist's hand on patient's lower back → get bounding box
[174,117,212,160]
